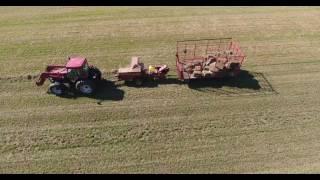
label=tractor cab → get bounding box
[66,57,90,82]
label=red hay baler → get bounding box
[114,56,169,86]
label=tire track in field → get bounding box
[0,71,115,83]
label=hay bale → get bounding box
[193,70,202,77]
[203,65,210,71]
[185,68,193,74]
[205,57,215,66]
[194,65,202,71]
[202,70,213,77]
[217,57,228,64]
[184,63,194,68]
[225,62,232,69]
[209,62,219,72]
[215,61,225,70]
[183,63,195,73]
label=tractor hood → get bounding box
[66,57,87,69]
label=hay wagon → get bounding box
[175,38,246,82]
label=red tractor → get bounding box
[36,56,102,96]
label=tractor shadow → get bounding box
[56,79,124,103]
[136,70,277,96]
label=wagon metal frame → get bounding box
[176,38,246,81]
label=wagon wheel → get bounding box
[134,79,143,86]
[183,78,190,84]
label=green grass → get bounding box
[1,6,320,173]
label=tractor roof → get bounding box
[66,57,87,69]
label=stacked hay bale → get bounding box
[193,65,202,78]
[183,50,236,78]
[184,63,194,74]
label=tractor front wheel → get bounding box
[76,80,96,95]
[49,83,65,96]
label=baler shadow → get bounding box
[56,79,125,102]
[128,76,183,88]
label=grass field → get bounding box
[1,6,320,173]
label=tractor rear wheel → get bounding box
[89,66,102,81]
[76,80,95,95]
[49,83,65,96]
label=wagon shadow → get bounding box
[137,70,277,96]
[186,70,278,95]
[187,70,260,89]
[55,79,124,102]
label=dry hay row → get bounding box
[1,111,317,155]
[244,59,320,69]
[2,96,317,135]
[141,145,320,173]
[3,116,316,167]
[1,112,315,151]
[1,106,317,155]
[261,69,320,77]
[0,74,39,82]
[0,71,116,83]
[1,93,314,133]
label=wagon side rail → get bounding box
[228,41,246,65]
[175,38,246,80]
[176,38,234,61]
